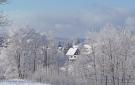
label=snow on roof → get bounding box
[83,44,91,49]
[66,47,78,56]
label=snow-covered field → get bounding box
[0,79,50,85]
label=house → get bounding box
[66,47,80,61]
[81,44,92,54]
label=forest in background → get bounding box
[0,26,134,85]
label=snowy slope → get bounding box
[0,79,50,85]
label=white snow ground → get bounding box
[0,79,50,85]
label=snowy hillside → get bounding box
[0,79,50,85]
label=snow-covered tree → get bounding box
[72,25,135,85]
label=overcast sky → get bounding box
[1,0,135,38]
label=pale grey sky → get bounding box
[1,0,135,38]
